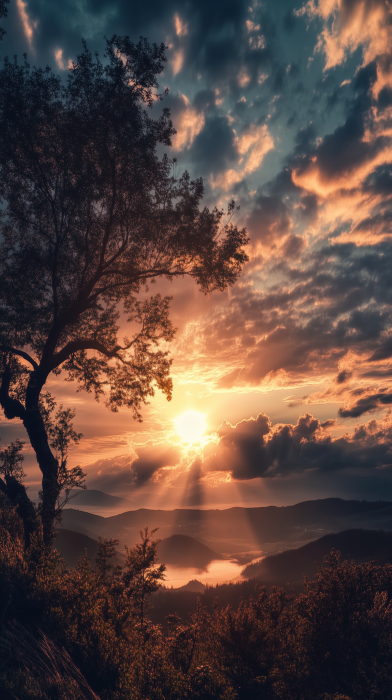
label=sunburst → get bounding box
[175,410,207,444]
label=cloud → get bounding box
[167,93,205,151]
[302,0,392,72]
[80,410,392,491]
[339,390,392,417]
[203,411,392,479]
[174,13,188,37]
[292,93,391,198]
[171,49,184,75]
[247,193,292,244]
[211,123,274,189]
[188,115,239,176]
[171,230,392,399]
[16,0,37,49]
[84,443,182,491]
[54,48,72,71]
[369,334,392,361]
[6,0,392,498]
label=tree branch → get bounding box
[50,338,123,371]
[99,267,186,280]
[0,346,38,370]
[0,357,26,420]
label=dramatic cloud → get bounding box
[84,443,182,492]
[302,0,392,73]
[210,123,274,190]
[81,411,392,496]
[168,93,205,151]
[203,412,392,479]
[4,0,392,503]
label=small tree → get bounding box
[122,527,166,700]
[0,34,248,546]
[122,527,166,631]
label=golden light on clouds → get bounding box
[211,123,274,190]
[175,411,207,444]
[172,94,205,149]
[16,0,37,49]
[54,49,73,71]
[174,13,188,37]
[172,49,184,75]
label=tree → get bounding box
[122,527,166,631]
[0,0,8,46]
[122,527,166,700]
[0,35,249,546]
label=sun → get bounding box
[175,410,207,444]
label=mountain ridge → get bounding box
[59,498,392,559]
[242,528,392,582]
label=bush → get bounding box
[1,507,392,699]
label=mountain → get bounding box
[53,529,100,569]
[242,529,392,582]
[69,489,133,506]
[53,528,126,569]
[59,498,392,561]
[157,534,224,569]
[52,530,221,572]
[177,579,206,592]
[59,509,106,540]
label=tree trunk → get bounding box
[24,371,59,546]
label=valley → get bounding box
[55,493,392,588]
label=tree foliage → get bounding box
[1,517,392,700]
[0,0,8,45]
[0,35,248,544]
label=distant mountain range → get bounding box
[242,529,392,582]
[68,489,133,507]
[59,498,392,561]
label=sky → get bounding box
[2,0,392,507]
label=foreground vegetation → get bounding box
[1,505,392,700]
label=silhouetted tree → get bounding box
[0,0,8,45]
[0,36,249,545]
[122,527,166,631]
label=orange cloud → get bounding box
[16,0,37,49]
[238,67,251,87]
[301,0,392,75]
[54,51,73,72]
[171,95,205,151]
[171,49,184,75]
[211,124,274,190]
[174,13,188,37]
[293,146,392,198]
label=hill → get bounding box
[177,580,206,592]
[242,529,392,582]
[53,529,100,569]
[53,528,126,569]
[59,498,392,559]
[69,489,133,506]
[157,534,224,569]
